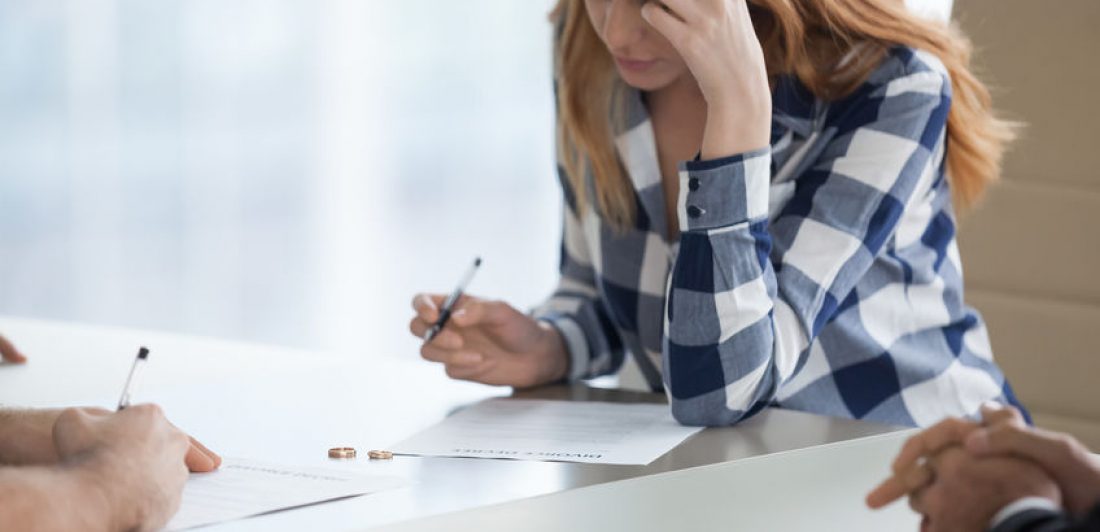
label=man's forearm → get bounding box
[0,409,62,465]
[0,464,114,531]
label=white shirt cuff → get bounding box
[989,496,1061,530]
[542,316,589,382]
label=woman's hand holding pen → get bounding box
[641,0,771,158]
[409,294,569,388]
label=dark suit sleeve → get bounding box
[990,502,1100,532]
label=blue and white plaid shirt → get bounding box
[535,47,1026,427]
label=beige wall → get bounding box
[954,0,1100,449]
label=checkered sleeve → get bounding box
[532,167,626,382]
[666,60,953,425]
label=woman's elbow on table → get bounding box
[668,390,772,428]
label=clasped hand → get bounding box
[868,404,1100,532]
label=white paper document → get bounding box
[390,399,703,465]
[166,458,406,530]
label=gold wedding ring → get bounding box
[328,447,357,459]
[367,450,393,460]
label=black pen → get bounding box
[423,257,482,343]
[116,347,149,411]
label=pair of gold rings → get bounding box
[327,447,394,460]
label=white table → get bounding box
[0,317,919,530]
[383,431,920,532]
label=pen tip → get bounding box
[474,257,482,267]
[137,347,149,360]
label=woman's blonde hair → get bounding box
[552,0,1016,229]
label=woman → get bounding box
[409,0,1025,427]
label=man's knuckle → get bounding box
[139,403,165,417]
[57,407,84,425]
[1054,434,1086,460]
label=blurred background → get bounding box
[2,0,1098,448]
[0,0,956,360]
[0,0,561,360]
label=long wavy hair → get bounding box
[552,0,1016,229]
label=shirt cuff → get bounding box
[537,314,590,382]
[677,147,771,232]
[989,497,1062,530]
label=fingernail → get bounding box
[965,430,989,454]
[422,295,437,310]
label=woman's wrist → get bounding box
[700,81,772,159]
[535,321,570,384]
[701,100,771,160]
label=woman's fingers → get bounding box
[419,344,483,367]
[649,0,704,23]
[418,338,489,381]
[444,362,490,382]
[410,293,472,345]
[409,317,427,338]
[418,343,450,363]
[641,1,688,44]
[449,300,489,328]
[409,318,464,349]
[411,294,444,323]
[450,299,514,329]
[431,330,464,349]
[0,334,27,363]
